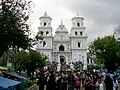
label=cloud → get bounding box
[29,0,120,43]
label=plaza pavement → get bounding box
[28,83,120,90]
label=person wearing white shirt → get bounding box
[95,76,106,90]
[113,76,118,90]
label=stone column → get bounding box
[66,53,68,64]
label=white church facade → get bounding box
[36,12,88,70]
[114,26,120,41]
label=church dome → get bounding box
[39,11,52,20]
[55,20,68,33]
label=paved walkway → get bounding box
[28,83,120,90]
[28,84,84,90]
[27,84,38,90]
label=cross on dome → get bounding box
[61,20,63,25]
[76,12,80,17]
[59,20,65,29]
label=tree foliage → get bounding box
[1,50,47,76]
[17,50,47,75]
[0,0,32,57]
[89,36,120,71]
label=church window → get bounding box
[59,45,64,51]
[87,58,89,64]
[46,31,49,35]
[44,22,46,26]
[43,41,46,47]
[78,42,80,47]
[80,32,83,36]
[75,32,77,36]
[118,37,120,40]
[77,23,80,27]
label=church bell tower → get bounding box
[37,12,53,63]
[70,13,88,70]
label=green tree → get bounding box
[16,50,47,76]
[89,36,120,72]
[0,0,32,57]
[0,49,25,70]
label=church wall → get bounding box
[38,27,52,36]
[71,50,87,63]
[71,38,87,49]
[71,28,85,36]
[55,43,68,51]
[40,18,51,27]
[54,33,69,41]
[38,49,53,63]
[71,50,87,69]
[37,37,53,49]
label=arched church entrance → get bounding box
[60,56,65,65]
[60,56,69,70]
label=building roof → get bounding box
[55,20,68,33]
[39,11,52,20]
[3,70,27,80]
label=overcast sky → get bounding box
[29,0,120,44]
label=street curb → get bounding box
[27,84,37,90]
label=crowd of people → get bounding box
[36,70,119,90]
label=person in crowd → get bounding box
[95,76,106,90]
[68,73,75,90]
[62,71,68,90]
[81,71,86,86]
[45,71,50,90]
[104,74,113,90]
[47,72,56,90]
[84,74,95,90]
[74,73,81,90]
[56,73,62,90]
[37,72,46,90]
[113,76,118,90]
[93,75,98,85]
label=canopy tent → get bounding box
[3,70,27,79]
[3,71,29,90]
[0,76,21,89]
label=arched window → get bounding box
[77,23,80,27]
[44,22,46,26]
[46,31,49,35]
[75,32,77,36]
[59,45,64,51]
[43,41,46,47]
[78,42,80,47]
[80,32,82,36]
